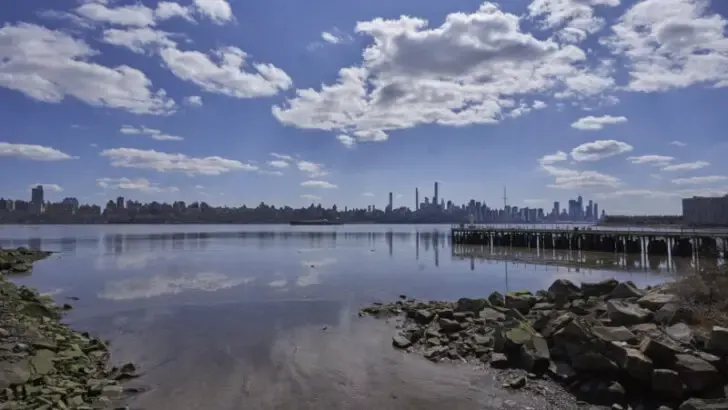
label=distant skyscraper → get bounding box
[434,182,439,209]
[415,188,419,211]
[594,203,599,221]
[388,192,393,211]
[31,185,44,204]
[553,201,560,218]
[116,196,125,210]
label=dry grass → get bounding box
[670,265,728,329]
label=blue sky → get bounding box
[1,0,727,214]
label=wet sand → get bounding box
[76,300,593,410]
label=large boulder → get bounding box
[672,354,721,393]
[706,326,728,355]
[455,298,490,313]
[519,334,550,374]
[505,292,537,314]
[637,292,680,311]
[609,281,645,300]
[651,368,685,400]
[640,336,683,366]
[581,279,619,298]
[679,398,728,410]
[606,300,652,326]
[547,279,580,306]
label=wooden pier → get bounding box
[450,225,728,257]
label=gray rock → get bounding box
[652,368,685,400]
[638,292,680,311]
[609,282,645,299]
[672,354,721,393]
[570,350,619,372]
[581,279,619,297]
[489,352,508,368]
[505,292,537,314]
[706,326,728,355]
[609,342,653,382]
[479,307,506,323]
[678,398,728,410]
[29,349,56,376]
[591,325,638,344]
[520,335,550,374]
[438,318,461,333]
[0,359,31,389]
[547,279,581,306]
[665,323,693,345]
[392,334,412,349]
[488,291,504,307]
[640,336,683,366]
[548,361,576,382]
[455,298,489,313]
[607,300,652,326]
[654,303,696,325]
[412,309,434,324]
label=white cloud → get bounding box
[195,185,204,189]
[361,192,375,197]
[29,183,63,192]
[538,151,568,165]
[0,142,76,161]
[100,272,250,300]
[321,32,341,44]
[595,189,678,199]
[192,0,233,24]
[268,160,289,168]
[37,10,95,29]
[273,3,614,144]
[570,115,627,130]
[297,160,328,177]
[603,0,728,92]
[661,160,710,171]
[102,27,176,53]
[75,3,156,27]
[670,140,687,147]
[570,140,633,161]
[301,180,337,189]
[258,170,284,176]
[541,165,620,189]
[671,176,728,185]
[0,23,175,115]
[270,153,294,161]
[119,125,183,141]
[155,2,195,22]
[97,177,178,192]
[301,194,322,201]
[160,46,292,98]
[336,134,356,148]
[627,155,674,165]
[528,0,620,43]
[184,95,203,107]
[101,148,258,175]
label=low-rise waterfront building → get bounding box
[682,194,728,226]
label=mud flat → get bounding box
[361,277,728,410]
[0,248,140,410]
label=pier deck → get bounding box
[450,224,728,257]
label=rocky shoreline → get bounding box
[0,248,139,410]
[361,278,728,410]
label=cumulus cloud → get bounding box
[268,160,289,168]
[542,165,621,189]
[301,194,322,201]
[571,115,627,130]
[297,161,328,177]
[602,0,728,92]
[97,177,178,192]
[160,46,292,98]
[119,125,183,141]
[273,3,614,144]
[627,155,674,165]
[670,140,687,147]
[336,134,356,148]
[0,23,175,115]
[75,3,156,27]
[155,1,195,22]
[661,161,710,171]
[192,0,233,24]
[101,148,258,175]
[528,0,621,43]
[301,180,337,189]
[184,96,203,107]
[570,140,633,161]
[270,153,294,161]
[538,151,568,165]
[29,183,63,192]
[671,175,728,185]
[0,142,76,161]
[102,27,176,53]
[321,32,341,44]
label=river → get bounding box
[0,224,709,409]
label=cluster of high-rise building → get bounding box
[378,183,604,223]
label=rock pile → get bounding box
[0,248,52,274]
[0,249,139,409]
[361,279,728,410]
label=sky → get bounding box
[1,0,727,215]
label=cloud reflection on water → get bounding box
[99,272,255,300]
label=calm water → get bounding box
[0,224,708,410]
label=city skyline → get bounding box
[1,1,727,215]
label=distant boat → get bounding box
[289,219,342,226]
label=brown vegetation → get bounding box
[669,265,728,328]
